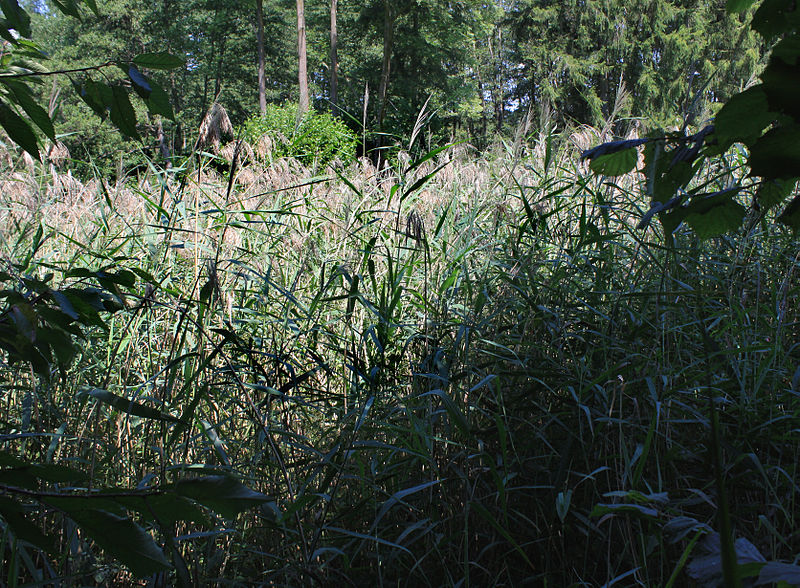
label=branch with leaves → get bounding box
[583,0,800,238]
[0,0,184,161]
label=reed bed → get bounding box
[0,129,798,586]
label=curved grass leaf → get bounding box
[590,503,659,518]
[78,387,183,423]
[417,389,470,434]
[373,480,440,528]
[322,525,413,555]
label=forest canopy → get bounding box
[22,0,761,172]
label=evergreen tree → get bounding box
[507,0,761,130]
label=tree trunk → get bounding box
[330,0,338,115]
[377,1,396,129]
[256,0,266,115]
[297,0,309,115]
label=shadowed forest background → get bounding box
[0,0,799,586]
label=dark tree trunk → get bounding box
[297,0,309,115]
[330,0,338,115]
[256,0,266,115]
[377,1,396,129]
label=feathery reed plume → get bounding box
[196,102,234,153]
[46,141,70,168]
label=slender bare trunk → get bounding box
[256,0,266,115]
[377,1,395,129]
[297,0,309,115]
[330,0,338,114]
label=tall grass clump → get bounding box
[0,125,798,586]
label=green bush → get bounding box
[242,102,358,167]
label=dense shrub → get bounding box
[242,102,358,167]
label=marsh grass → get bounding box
[0,129,798,586]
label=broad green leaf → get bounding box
[589,147,638,176]
[57,508,171,577]
[127,65,151,99]
[28,462,87,482]
[174,476,273,519]
[757,562,800,585]
[133,52,185,70]
[748,125,800,179]
[0,496,54,553]
[0,22,14,44]
[0,450,27,467]
[0,0,31,38]
[61,288,105,327]
[757,178,796,210]
[727,0,757,12]
[4,81,55,140]
[36,325,77,367]
[761,56,800,119]
[114,493,211,527]
[684,189,747,239]
[663,516,712,544]
[753,0,800,40]
[49,0,81,19]
[0,467,38,489]
[96,268,136,289]
[78,387,183,423]
[581,138,649,161]
[109,85,139,140]
[74,79,110,119]
[777,193,800,229]
[50,290,78,320]
[10,302,36,341]
[144,81,174,120]
[714,86,773,148]
[79,0,98,15]
[771,33,800,65]
[0,99,38,159]
[45,496,127,517]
